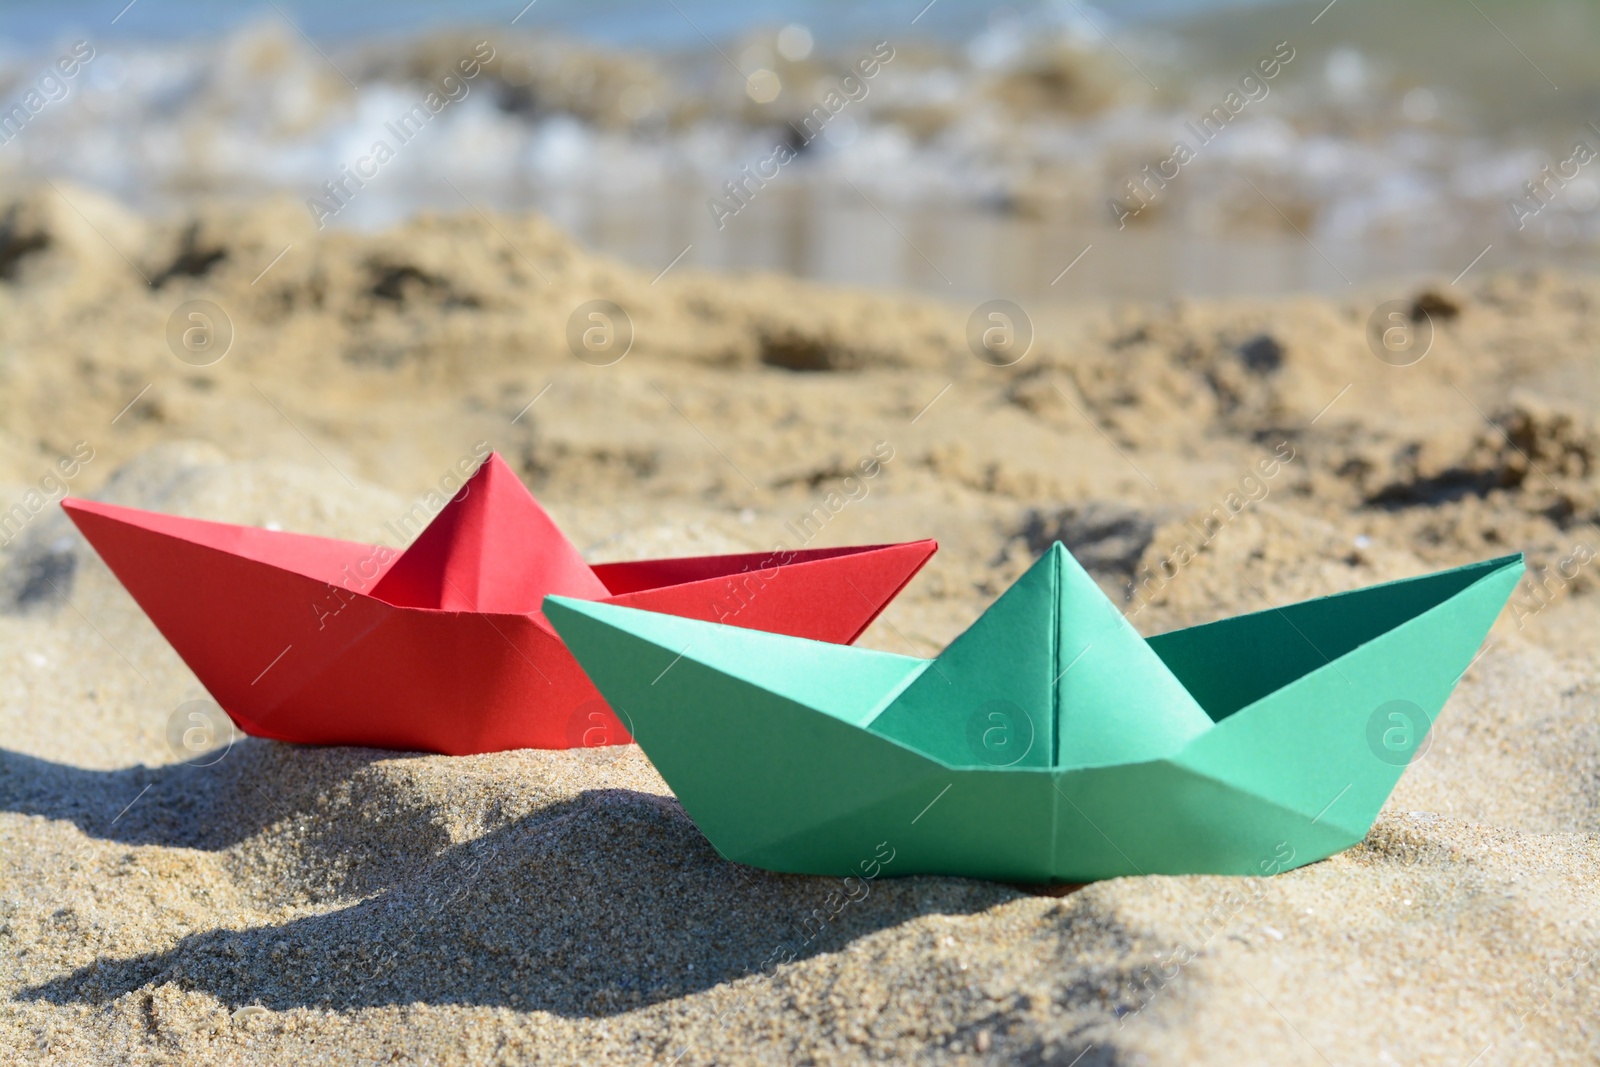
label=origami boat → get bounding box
[62,455,935,755]
[546,544,1523,882]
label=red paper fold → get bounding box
[62,454,935,755]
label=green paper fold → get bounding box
[546,546,1523,883]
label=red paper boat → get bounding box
[62,455,935,755]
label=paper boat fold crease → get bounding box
[62,454,936,755]
[546,544,1524,882]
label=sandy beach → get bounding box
[0,185,1597,1064]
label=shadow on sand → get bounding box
[12,744,1028,1017]
[0,740,388,850]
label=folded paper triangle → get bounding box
[62,454,936,755]
[546,547,1523,882]
[870,545,1214,770]
[371,454,609,612]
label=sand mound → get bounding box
[1,189,1596,1064]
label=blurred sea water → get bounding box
[0,0,1287,50]
[1,0,1597,301]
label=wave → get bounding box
[0,0,1594,298]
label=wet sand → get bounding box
[0,185,1596,1064]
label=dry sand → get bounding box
[0,184,1596,1065]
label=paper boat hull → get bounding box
[547,554,1523,881]
[63,498,934,755]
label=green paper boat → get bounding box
[544,545,1523,883]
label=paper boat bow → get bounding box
[62,454,935,755]
[547,544,1523,883]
